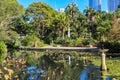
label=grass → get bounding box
[90,56,120,79]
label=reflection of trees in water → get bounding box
[0,50,97,80]
[38,50,84,80]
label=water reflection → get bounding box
[25,66,46,80]
[38,51,84,80]
[68,55,71,66]
[79,68,89,80]
[0,50,114,80]
[101,71,111,80]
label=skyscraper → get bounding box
[89,0,101,10]
[108,0,120,12]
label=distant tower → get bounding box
[58,8,65,13]
[69,0,77,5]
[98,0,101,10]
[89,0,101,10]
[108,0,120,12]
[73,0,77,4]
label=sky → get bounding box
[17,0,108,12]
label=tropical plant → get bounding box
[65,3,80,38]
[21,35,44,47]
[84,7,97,39]
[52,13,70,40]
[96,11,113,41]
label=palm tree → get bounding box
[65,3,79,22]
[65,3,79,38]
[84,7,97,39]
[53,13,70,40]
[96,11,113,41]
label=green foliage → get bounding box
[25,2,57,39]
[22,35,44,47]
[25,52,39,65]
[65,37,83,46]
[96,11,112,41]
[91,56,120,79]
[12,17,33,35]
[0,26,19,43]
[65,3,85,39]
[0,41,7,61]
[54,37,83,47]
[0,0,24,22]
[0,0,24,44]
[54,37,65,44]
[0,0,119,46]
[65,3,79,21]
[51,13,70,40]
[82,39,91,45]
[116,7,120,18]
[108,10,120,42]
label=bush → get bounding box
[54,37,84,47]
[97,42,120,53]
[54,37,65,44]
[82,39,90,45]
[22,35,45,47]
[0,41,7,61]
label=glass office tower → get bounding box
[89,0,101,10]
[108,0,120,12]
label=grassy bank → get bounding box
[91,56,120,79]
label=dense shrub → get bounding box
[22,35,44,47]
[54,37,65,44]
[97,42,120,53]
[0,41,7,61]
[54,37,84,47]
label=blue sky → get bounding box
[17,0,107,12]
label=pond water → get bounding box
[0,50,116,80]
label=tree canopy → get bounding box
[0,1,119,47]
[0,0,25,44]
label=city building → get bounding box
[58,8,65,13]
[108,0,120,12]
[89,0,101,10]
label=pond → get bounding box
[0,50,119,80]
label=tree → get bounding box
[65,3,80,38]
[52,13,70,40]
[65,3,79,22]
[108,9,120,42]
[22,35,44,47]
[96,11,113,41]
[0,0,25,44]
[12,16,33,36]
[84,7,97,39]
[0,0,24,26]
[25,2,57,39]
